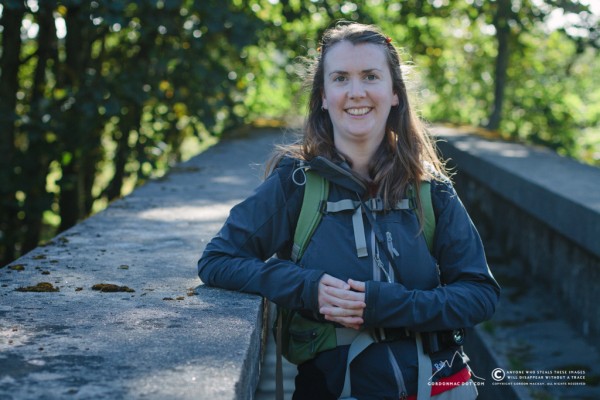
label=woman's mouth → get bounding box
[345,107,372,116]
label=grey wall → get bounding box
[433,125,600,339]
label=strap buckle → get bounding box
[367,197,383,211]
[421,329,466,354]
[372,327,412,343]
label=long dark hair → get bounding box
[269,22,447,222]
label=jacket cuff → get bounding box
[363,280,381,327]
[305,270,326,313]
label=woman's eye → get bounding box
[334,75,347,82]
[366,74,377,81]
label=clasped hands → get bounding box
[318,273,366,330]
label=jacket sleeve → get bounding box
[197,161,325,311]
[362,180,500,332]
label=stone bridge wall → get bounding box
[434,126,600,340]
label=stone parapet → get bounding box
[0,130,282,399]
[433,125,600,341]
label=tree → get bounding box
[0,1,27,263]
[0,0,265,266]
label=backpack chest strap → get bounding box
[324,199,368,258]
[326,198,410,213]
[324,198,410,259]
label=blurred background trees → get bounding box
[1,0,598,266]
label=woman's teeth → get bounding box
[346,107,371,116]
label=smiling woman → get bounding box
[321,41,399,178]
[198,22,500,400]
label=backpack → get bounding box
[274,169,436,399]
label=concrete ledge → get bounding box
[433,126,600,398]
[433,125,600,259]
[1,131,284,399]
[434,125,600,338]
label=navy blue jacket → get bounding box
[198,157,500,398]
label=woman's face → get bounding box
[321,41,398,151]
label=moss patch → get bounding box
[16,282,59,292]
[91,283,135,293]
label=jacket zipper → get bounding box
[386,231,400,257]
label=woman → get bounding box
[198,22,500,399]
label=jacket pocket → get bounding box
[284,311,337,365]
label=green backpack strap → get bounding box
[291,170,329,263]
[277,169,329,400]
[419,181,435,253]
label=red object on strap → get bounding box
[406,367,472,399]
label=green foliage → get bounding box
[243,0,599,167]
[0,0,598,265]
[0,0,265,264]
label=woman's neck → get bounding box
[335,140,378,180]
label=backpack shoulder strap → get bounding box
[419,181,435,253]
[291,170,329,263]
[277,170,328,400]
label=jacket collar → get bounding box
[308,156,367,196]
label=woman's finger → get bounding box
[320,274,350,290]
[348,279,366,292]
[324,314,364,329]
[318,274,350,308]
[320,305,364,318]
[325,285,365,301]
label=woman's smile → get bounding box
[345,107,372,116]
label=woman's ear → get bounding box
[392,93,399,107]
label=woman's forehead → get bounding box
[324,41,389,72]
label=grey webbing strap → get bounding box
[325,200,368,258]
[335,327,361,346]
[340,331,374,399]
[415,333,432,400]
[326,199,357,213]
[291,243,302,263]
[327,198,410,213]
[352,207,368,258]
[369,198,410,210]
[275,310,284,400]
[337,329,432,399]
[387,346,407,399]
[395,199,411,210]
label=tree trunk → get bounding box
[105,30,155,201]
[106,127,130,201]
[486,0,512,131]
[22,1,58,253]
[0,4,26,265]
[106,103,142,201]
[58,4,87,232]
[81,36,107,215]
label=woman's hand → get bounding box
[318,275,366,330]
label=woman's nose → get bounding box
[348,79,366,99]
